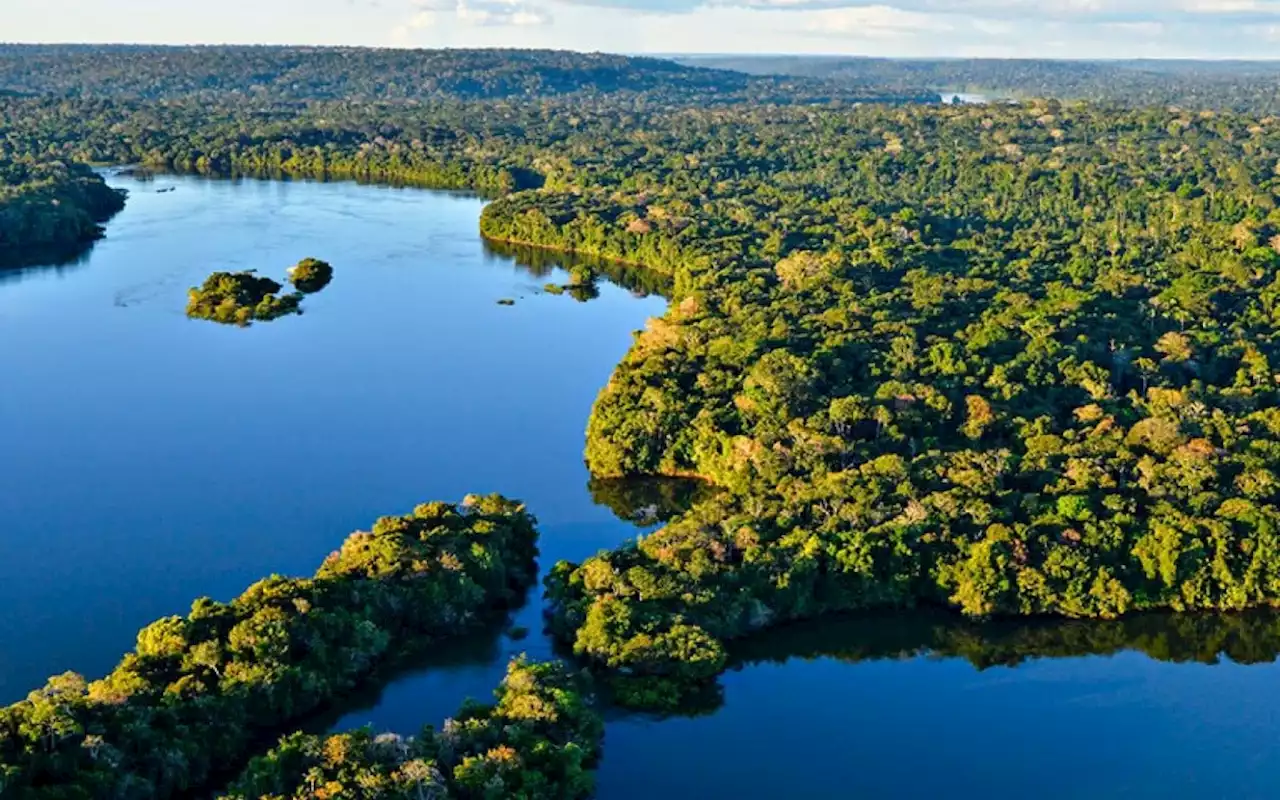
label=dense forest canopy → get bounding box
[678,55,1280,114]
[0,45,936,105]
[504,97,1280,705]
[186,270,303,325]
[289,257,334,293]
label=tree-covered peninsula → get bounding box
[0,495,538,799]
[224,657,603,800]
[476,101,1280,705]
[0,158,124,264]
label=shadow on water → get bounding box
[587,477,718,528]
[298,478,721,732]
[731,606,1280,670]
[604,607,1280,722]
[483,239,674,300]
[601,604,1280,716]
[113,165,503,198]
[179,612,521,799]
[0,240,97,284]
[299,615,517,737]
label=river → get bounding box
[4,173,1280,797]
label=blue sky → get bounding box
[8,0,1280,58]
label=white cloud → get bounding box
[1102,19,1164,34]
[799,5,954,38]
[8,0,1280,58]
[559,0,1280,21]
[394,0,551,39]
[458,0,554,25]
[530,0,1280,58]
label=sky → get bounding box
[7,0,1280,59]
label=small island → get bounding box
[186,270,301,325]
[287,257,334,293]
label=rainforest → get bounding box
[8,44,1280,796]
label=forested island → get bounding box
[9,43,1280,791]
[187,271,302,325]
[187,259,334,324]
[289,257,334,294]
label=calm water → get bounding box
[6,174,1280,798]
[0,172,664,713]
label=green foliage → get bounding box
[0,158,124,264]
[0,495,539,799]
[0,45,936,106]
[222,657,603,800]
[14,40,1280,754]
[186,270,302,326]
[288,257,334,294]
[507,99,1280,706]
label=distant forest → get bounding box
[0,45,937,105]
[678,55,1280,114]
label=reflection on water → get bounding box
[731,608,1280,675]
[0,241,95,282]
[597,607,1280,798]
[588,477,717,528]
[603,608,1280,722]
[483,239,673,300]
[303,615,518,736]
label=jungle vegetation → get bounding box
[0,45,937,106]
[475,100,1280,705]
[223,657,603,800]
[12,41,1280,780]
[289,257,335,294]
[187,271,303,325]
[0,495,538,799]
[0,158,124,265]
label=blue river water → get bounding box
[5,174,1280,798]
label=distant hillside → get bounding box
[676,55,1280,113]
[0,45,938,105]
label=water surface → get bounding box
[598,611,1280,798]
[0,173,664,719]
